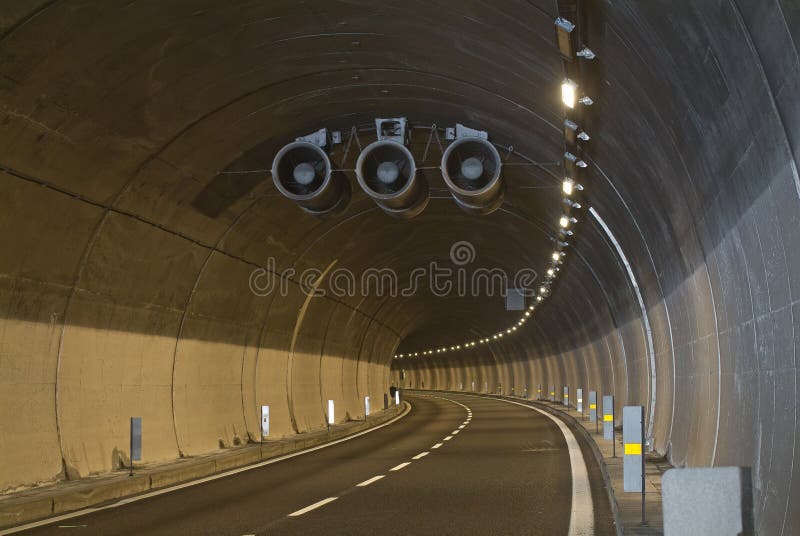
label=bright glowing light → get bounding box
[552,252,560,261]
[561,79,578,108]
[528,305,535,311]
[547,268,555,276]
[539,286,547,294]
[563,178,575,195]
[506,329,512,334]
[537,296,543,302]
[559,216,569,228]
[525,311,531,317]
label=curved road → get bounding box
[11,394,614,535]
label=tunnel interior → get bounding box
[0,1,798,534]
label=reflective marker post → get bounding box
[550,385,556,403]
[623,405,647,527]
[327,399,335,430]
[364,396,370,419]
[395,389,400,405]
[563,385,569,407]
[261,405,270,440]
[589,391,598,432]
[576,388,583,414]
[603,395,615,457]
[537,384,542,400]
[472,381,476,392]
[130,417,142,476]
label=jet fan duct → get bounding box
[355,140,429,219]
[271,141,349,216]
[441,137,504,215]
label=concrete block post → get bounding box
[662,467,754,536]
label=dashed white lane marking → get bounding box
[432,442,443,449]
[412,451,429,460]
[390,462,411,471]
[443,435,453,441]
[288,497,338,517]
[459,424,466,429]
[452,430,460,435]
[356,475,385,487]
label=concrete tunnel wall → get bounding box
[1,178,397,484]
[0,1,798,535]
[390,2,800,535]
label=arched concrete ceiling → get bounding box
[0,1,798,534]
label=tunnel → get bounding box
[0,1,797,535]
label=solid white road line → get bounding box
[356,475,385,487]
[288,497,338,517]
[458,394,595,536]
[390,462,411,471]
[443,435,453,441]
[431,442,443,449]
[412,452,429,460]
[0,402,413,536]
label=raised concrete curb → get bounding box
[0,403,407,530]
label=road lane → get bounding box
[12,395,464,536]
[259,393,614,535]
[11,393,614,535]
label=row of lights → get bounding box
[394,2,593,361]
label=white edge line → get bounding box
[443,435,453,441]
[389,462,411,471]
[288,496,338,517]
[453,394,594,536]
[431,443,443,449]
[412,452,429,460]
[356,475,385,487]
[0,402,412,535]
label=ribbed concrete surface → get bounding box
[0,1,798,534]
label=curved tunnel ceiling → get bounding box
[0,1,798,534]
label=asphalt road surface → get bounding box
[11,393,614,535]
